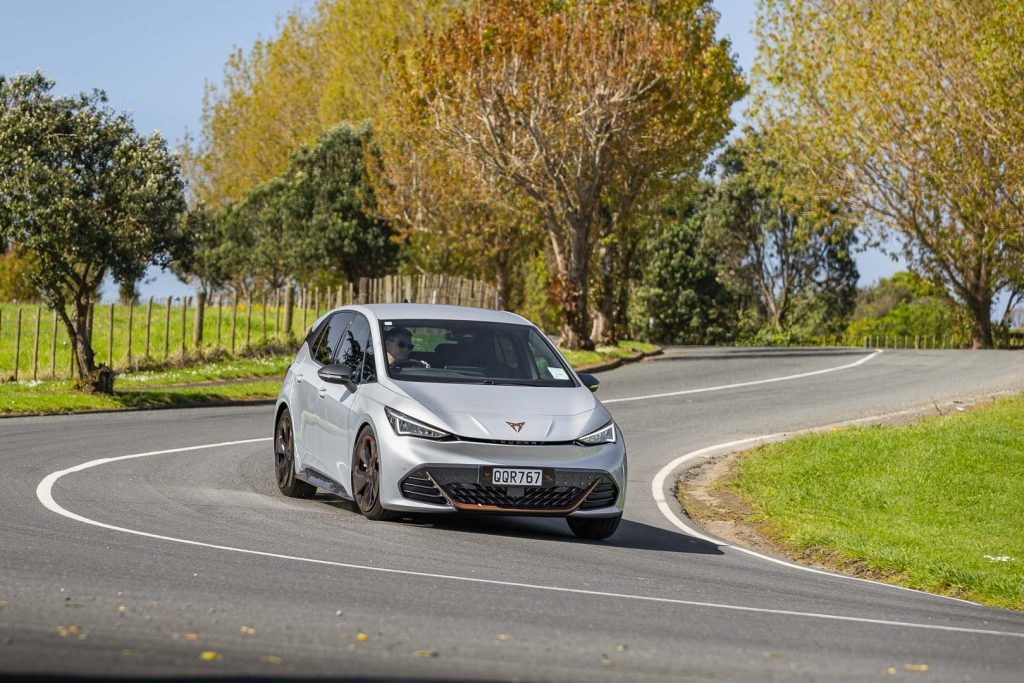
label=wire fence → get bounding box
[1,273,499,382]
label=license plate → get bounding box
[490,468,544,486]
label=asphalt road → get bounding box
[3,347,1024,681]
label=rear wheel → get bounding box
[567,514,621,540]
[274,409,316,499]
[352,425,396,521]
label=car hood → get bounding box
[387,381,609,442]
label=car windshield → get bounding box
[379,319,576,387]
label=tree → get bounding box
[703,134,858,338]
[756,0,1024,348]
[185,0,462,208]
[392,0,744,348]
[180,123,396,295]
[286,123,397,286]
[374,107,542,310]
[0,73,186,391]
[631,182,738,344]
[844,272,953,346]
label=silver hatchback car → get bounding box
[273,304,626,539]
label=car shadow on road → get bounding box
[313,494,721,554]
[399,514,723,555]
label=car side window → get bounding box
[304,316,330,355]
[335,314,375,383]
[312,312,354,366]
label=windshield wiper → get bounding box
[476,380,546,386]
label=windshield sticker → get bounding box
[548,367,569,380]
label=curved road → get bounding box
[3,347,1024,681]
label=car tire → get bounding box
[351,425,396,521]
[274,409,316,499]
[567,513,622,540]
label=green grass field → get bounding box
[0,300,324,381]
[0,338,657,416]
[728,396,1024,609]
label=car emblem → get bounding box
[506,421,525,433]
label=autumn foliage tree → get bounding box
[756,0,1024,348]
[386,0,743,348]
[184,0,461,208]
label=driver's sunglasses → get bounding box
[394,340,414,350]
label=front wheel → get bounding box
[351,425,396,521]
[274,409,316,499]
[567,514,621,540]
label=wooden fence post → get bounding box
[163,296,172,360]
[145,297,153,359]
[283,285,294,339]
[126,300,134,367]
[300,287,308,333]
[50,310,58,379]
[274,289,281,339]
[180,297,188,357]
[107,303,115,368]
[216,295,223,349]
[13,307,22,381]
[261,291,268,344]
[231,292,238,355]
[245,292,253,349]
[32,306,41,381]
[193,290,206,351]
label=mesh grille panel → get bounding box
[443,482,582,510]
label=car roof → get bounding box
[340,303,532,326]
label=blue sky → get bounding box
[2,0,901,300]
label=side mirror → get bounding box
[578,372,600,393]
[318,363,355,389]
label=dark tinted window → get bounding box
[312,312,354,366]
[304,316,330,354]
[378,319,574,387]
[336,314,375,383]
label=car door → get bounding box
[301,312,353,474]
[316,312,375,495]
[291,318,333,471]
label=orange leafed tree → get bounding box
[384,0,743,348]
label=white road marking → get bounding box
[604,350,883,404]
[36,435,1024,640]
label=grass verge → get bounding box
[560,340,659,369]
[1,339,658,416]
[709,395,1024,610]
[0,379,280,415]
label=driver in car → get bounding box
[385,327,430,369]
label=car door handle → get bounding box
[317,386,327,399]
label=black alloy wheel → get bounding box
[274,409,316,499]
[351,426,395,521]
[567,513,622,540]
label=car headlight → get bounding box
[576,421,616,446]
[385,407,454,440]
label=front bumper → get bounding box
[376,427,626,517]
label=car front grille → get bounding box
[444,482,582,510]
[399,466,619,512]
